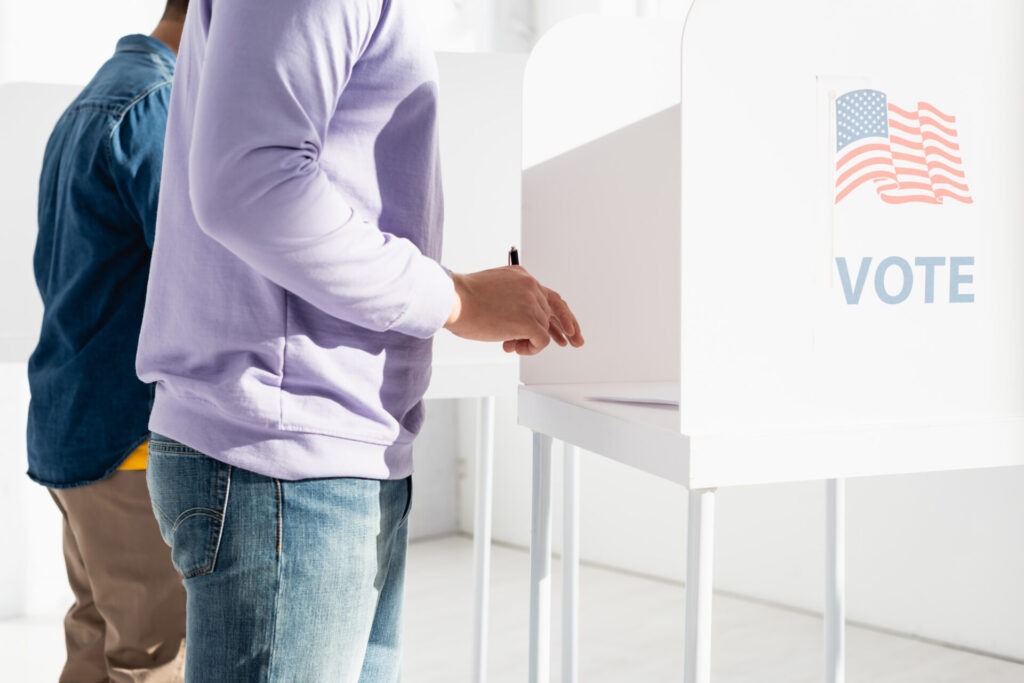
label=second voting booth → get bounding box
[518,2,1024,682]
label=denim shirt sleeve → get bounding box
[108,83,171,249]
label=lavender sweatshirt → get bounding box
[137,0,456,480]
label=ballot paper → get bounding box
[586,383,679,407]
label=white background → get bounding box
[1,0,1021,663]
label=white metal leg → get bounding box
[826,478,846,683]
[472,396,495,683]
[562,443,580,683]
[529,433,554,683]
[684,488,716,683]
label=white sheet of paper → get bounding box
[586,383,679,407]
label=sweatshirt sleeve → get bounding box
[187,0,454,339]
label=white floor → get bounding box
[3,535,1021,682]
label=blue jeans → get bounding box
[147,433,411,682]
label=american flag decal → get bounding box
[834,89,972,205]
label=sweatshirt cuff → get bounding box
[389,258,455,339]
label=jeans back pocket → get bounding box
[147,434,232,579]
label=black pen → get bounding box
[508,246,519,266]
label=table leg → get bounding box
[472,396,495,683]
[562,443,580,683]
[684,488,716,683]
[529,432,554,683]
[826,478,846,683]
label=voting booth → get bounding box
[517,3,1024,682]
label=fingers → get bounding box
[563,315,583,346]
[507,312,552,356]
[519,343,544,356]
[502,338,545,355]
[502,285,584,355]
[505,317,552,356]
[533,289,554,326]
[545,291,574,336]
[548,315,568,347]
[527,317,550,354]
[545,288,584,347]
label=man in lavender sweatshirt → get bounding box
[136,0,582,679]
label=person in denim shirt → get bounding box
[27,2,189,680]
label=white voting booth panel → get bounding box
[676,0,1024,486]
[521,4,1024,490]
[519,6,1024,683]
[0,83,80,362]
[521,16,681,389]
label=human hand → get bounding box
[444,267,584,356]
[501,285,583,355]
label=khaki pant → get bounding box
[50,470,186,683]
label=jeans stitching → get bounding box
[171,509,222,534]
[181,463,231,579]
[149,443,204,456]
[401,477,413,523]
[209,465,232,574]
[274,479,283,556]
[266,494,284,683]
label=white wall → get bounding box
[0,2,167,83]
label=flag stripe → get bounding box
[917,102,956,123]
[921,130,960,150]
[836,154,897,186]
[836,142,891,168]
[893,167,930,178]
[935,189,973,203]
[888,103,919,119]
[836,169,899,203]
[889,119,921,136]
[918,116,958,137]
[930,175,970,192]
[922,146,964,165]
[893,151,930,164]
[879,193,942,204]
[925,160,967,178]
[890,135,926,151]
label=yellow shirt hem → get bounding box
[118,441,148,471]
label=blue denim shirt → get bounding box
[28,35,175,488]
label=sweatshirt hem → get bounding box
[149,390,414,481]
